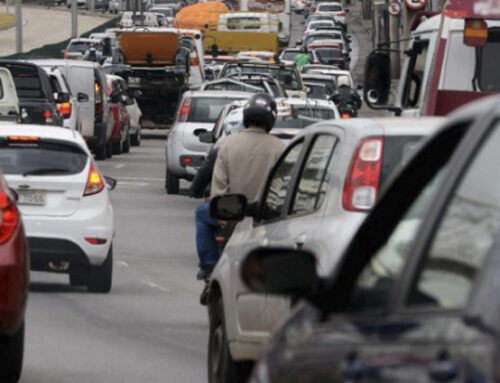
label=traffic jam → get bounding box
[1,0,500,381]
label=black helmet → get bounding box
[243,93,277,132]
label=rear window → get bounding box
[380,136,424,185]
[224,66,301,90]
[281,51,299,61]
[293,106,335,119]
[227,17,262,30]
[303,78,336,90]
[306,84,331,99]
[316,48,343,59]
[274,116,317,129]
[5,65,43,99]
[68,42,92,53]
[188,97,243,123]
[319,4,342,11]
[0,140,88,176]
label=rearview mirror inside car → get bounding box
[104,176,117,190]
[210,194,247,221]
[241,247,319,296]
[77,92,89,102]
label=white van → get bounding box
[30,60,113,160]
[0,68,19,120]
[217,12,279,33]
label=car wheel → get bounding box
[208,297,252,383]
[0,321,24,383]
[95,142,107,160]
[122,132,131,153]
[87,245,113,293]
[112,140,123,155]
[131,126,141,146]
[165,167,179,195]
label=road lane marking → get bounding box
[117,181,150,187]
[115,176,164,182]
[142,281,170,292]
[114,163,126,169]
[115,261,129,268]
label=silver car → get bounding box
[204,118,444,382]
[165,90,253,194]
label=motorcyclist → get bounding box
[194,93,285,280]
[331,75,362,115]
[294,46,312,70]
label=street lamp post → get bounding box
[71,0,78,38]
[15,0,21,54]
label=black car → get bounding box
[0,61,64,126]
[237,95,500,383]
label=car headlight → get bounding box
[249,361,270,383]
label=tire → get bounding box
[165,167,179,195]
[131,126,141,146]
[0,321,24,383]
[122,132,131,154]
[112,140,122,155]
[87,246,113,293]
[208,298,252,383]
[95,143,107,160]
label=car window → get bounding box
[260,141,304,223]
[188,97,241,123]
[407,125,500,310]
[290,135,336,215]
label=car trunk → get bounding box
[0,139,89,217]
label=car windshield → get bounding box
[281,51,300,61]
[68,42,92,53]
[0,140,88,175]
[305,34,343,45]
[154,0,176,4]
[309,22,333,30]
[319,4,342,11]
[224,66,302,90]
[188,97,244,123]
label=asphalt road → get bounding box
[18,12,362,383]
[20,134,207,383]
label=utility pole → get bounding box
[6,0,9,14]
[90,0,95,12]
[372,0,384,47]
[71,0,78,38]
[388,2,401,78]
[15,0,21,54]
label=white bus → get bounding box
[239,0,291,46]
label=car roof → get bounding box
[187,90,254,98]
[0,125,87,148]
[29,59,101,69]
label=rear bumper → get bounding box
[0,225,29,337]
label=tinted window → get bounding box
[407,125,500,309]
[188,97,242,123]
[7,65,43,99]
[291,135,336,215]
[478,29,500,92]
[319,4,342,11]
[261,141,303,222]
[0,140,88,175]
[224,66,301,90]
[227,17,261,30]
[316,48,343,59]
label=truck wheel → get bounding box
[165,168,179,195]
[95,143,107,160]
[0,321,24,383]
[208,298,252,383]
[123,133,131,153]
[131,126,141,146]
[112,140,122,155]
[87,246,113,293]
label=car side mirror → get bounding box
[210,194,248,221]
[296,39,303,46]
[104,176,117,190]
[199,131,215,144]
[57,92,70,103]
[364,51,391,106]
[77,92,89,102]
[241,247,320,296]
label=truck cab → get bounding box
[364,0,500,117]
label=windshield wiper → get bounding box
[23,168,72,177]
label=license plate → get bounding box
[17,190,46,206]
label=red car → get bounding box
[0,171,29,383]
[107,75,131,155]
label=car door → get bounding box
[230,138,307,341]
[67,64,95,138]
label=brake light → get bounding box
[85,237,107,245]
[58,102,72,119]
[0,191,19,244]
[44,110,52,118]
[464,19,488,47]
[95,82,103,116]
[8,136,40,141]
[338,11,345,16]
[178,97,191,122]
[341,112,351,119]
[84,161,105,196]
[343,138,384,212]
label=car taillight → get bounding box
[84,160,105,196]
[95,82,103,116]
[341,112,351,119]
[178,97,191,122]
[58,102,72,119]
[338,11,345,16]
[0,191,19,244]
[343,138,384,212]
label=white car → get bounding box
[0,125,116,292]
[302,65,355,87]
[292,0,306,13]
[304,19,336,35]
[279,47,319,66]
[315,2,347,29]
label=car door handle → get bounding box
[193,128,207,136]
[428,360,458,382]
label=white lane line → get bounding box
[114,163,126,169]
[117,181,150,188]
[142,281,170,292]
[115,261,129,268]
[115,176,164,182]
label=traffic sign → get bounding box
[405,0,428,10]
[388,1,401,16]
